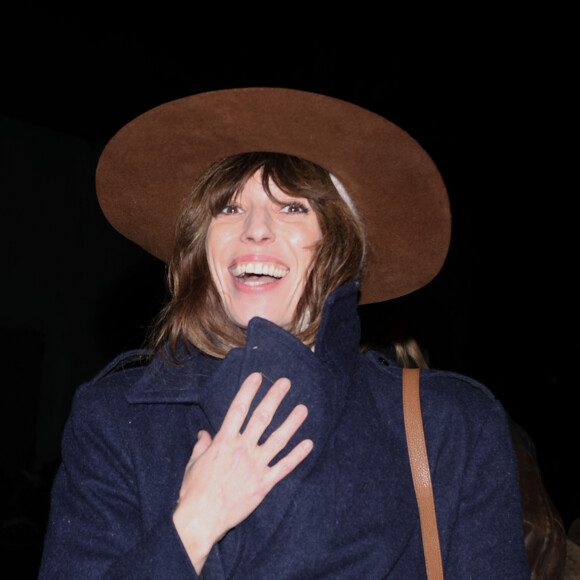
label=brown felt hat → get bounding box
[96,87,451,305]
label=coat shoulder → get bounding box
[360,349,506,431]
[363,349,496,397]
[91,349,151,383]
[72,350,151,411]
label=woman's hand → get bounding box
[172,372,313,573]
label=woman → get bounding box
[39,88,530,578]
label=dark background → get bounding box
[1,7,576,577]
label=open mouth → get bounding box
[229,262,289,286]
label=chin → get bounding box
[231,310,292,330]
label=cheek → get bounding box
[205,228,223,287]
[295,227,322,266]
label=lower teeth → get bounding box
[240,274,278,285]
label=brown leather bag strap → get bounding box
[402,368,444,580]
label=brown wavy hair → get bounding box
[149,152,366,360]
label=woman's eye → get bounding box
[220,204,242,215]
[280,201,309,214]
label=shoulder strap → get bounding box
[402,368,444,580]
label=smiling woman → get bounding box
[39,88,530,579]
[153,152,364,359]
[206,170,321,330]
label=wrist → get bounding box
[172,504,216,574]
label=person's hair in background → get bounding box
[392,336,429,369]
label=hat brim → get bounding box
[96,87,451,305]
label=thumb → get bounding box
[191,430,212,461]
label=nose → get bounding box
[241,207,275,244]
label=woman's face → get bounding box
[206,172,322,329]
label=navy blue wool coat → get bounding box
[39,283,530,579]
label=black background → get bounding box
[1,6,576,576]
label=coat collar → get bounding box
[126,280,362,408]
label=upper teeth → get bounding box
[230,262,288,278]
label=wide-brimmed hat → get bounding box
[96,87,451,304]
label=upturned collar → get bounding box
[126,281,362,409]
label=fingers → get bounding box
[219,372,263,438]
[242,377,291,445]
[217,374,312,474]
[219,374,294,446]
[266,437,314,488]
[260,403,309,459]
